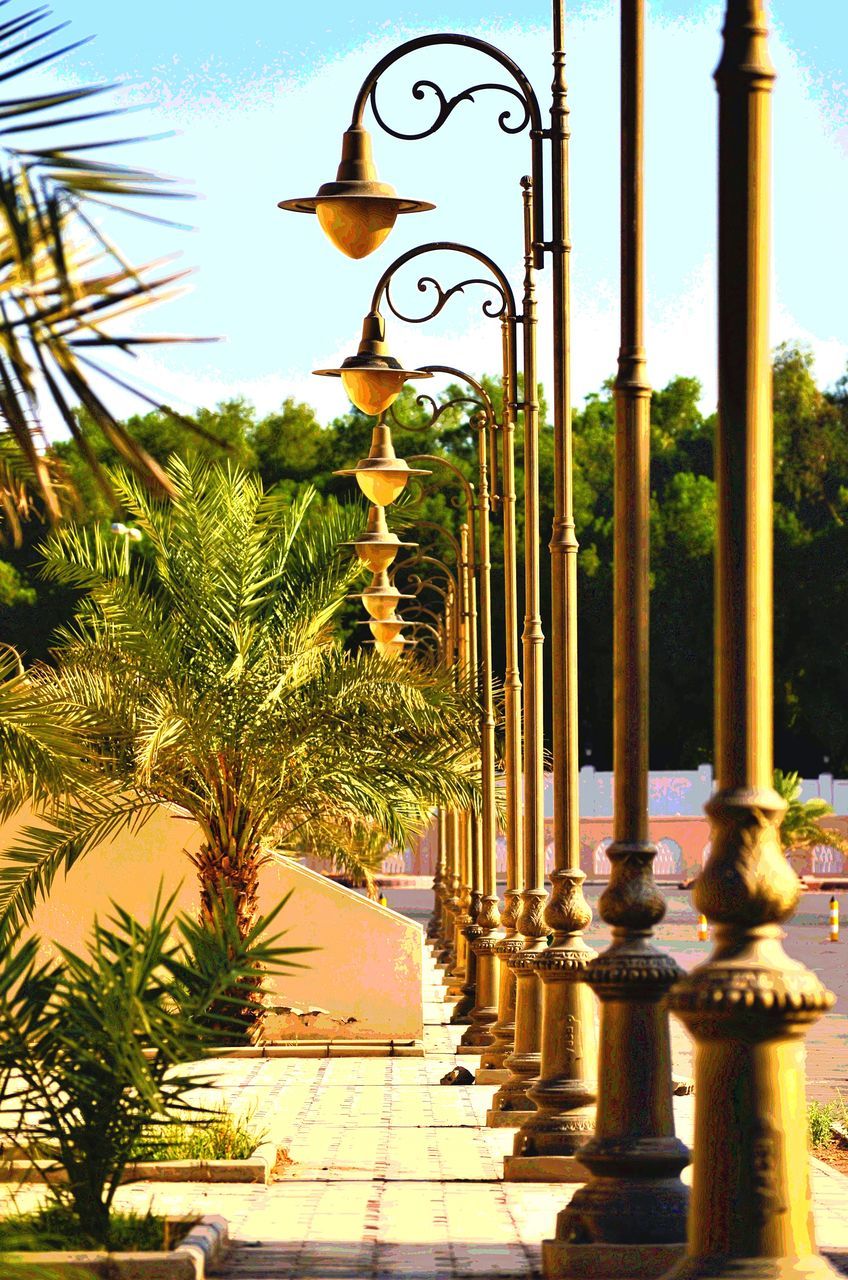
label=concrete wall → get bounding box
[0,805,423,1042]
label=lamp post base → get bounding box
[542,1241,686,1280]
[503,1153,587,1182]
[475,1067,509,1084]
[485,1108,535,1129]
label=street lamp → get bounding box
[347,238,533,1092]
[279,7,596,1177]
[315,310,433,418]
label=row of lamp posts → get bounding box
[279,1,838,1276]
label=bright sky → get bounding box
[53,1,848,424]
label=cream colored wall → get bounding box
[1,804,423,1042]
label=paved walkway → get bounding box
[102,942,848,1278]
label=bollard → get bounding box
[830,895,839,943]
[697,913,708,942]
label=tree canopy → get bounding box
[3,341,847,777]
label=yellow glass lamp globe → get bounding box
[359,570,412,622]
[369,614,405,644]
[340,367,408,418]
[315,198,397,261]
[375,634,409,661]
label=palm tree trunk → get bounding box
[191,836,266,1043]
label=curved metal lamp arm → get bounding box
[408,518,462,564]
[369,241,517,326]
[390,364,499,508]
[349,32,544,262]
[405,603,444,627]
[398,552,458,593]
[406,453,475,517]
[390,390,481,435]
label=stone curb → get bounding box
[140,1040,424,1059]
[2,1145,276,1186]
[0,1213,228,1278]
[811,1154,848,1185]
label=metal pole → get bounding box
[490,176,548,1122]
[545,0,689,1267]
[452,518,484,1022]
[462,410,502,1048]
[479,315,526,1081]
[509,0,597,1178]
[665,4,838,1277]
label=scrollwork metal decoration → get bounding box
[370,76,531,141]
[389,391,476,433]
[384,271,508,325]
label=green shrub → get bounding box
[808,1100,837,1148]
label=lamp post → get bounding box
[404,486,480,1023]
[543,1,689,1269]
[366,241,526,1072]
[404,550,474,989]
[663,4,839,1279]
[404,436,499,1048]
[280,3,592,1153]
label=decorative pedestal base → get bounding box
[475,1067,509,1085]
[503,1153,586,1182]
[485,1108,535,1129]
[542,1241,686,1279]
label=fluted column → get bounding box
[544,0,688,1271]
[664,5,838,1279]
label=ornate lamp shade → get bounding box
[368,613,405,643]
[334,418,430,508]
[344,505,415,573]
[316,311,433,417]
[278,126,434,259]
[374,634,412,661]
[359,569,413,622]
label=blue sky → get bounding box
[49,1,848,424]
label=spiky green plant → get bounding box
[773,769,848,858]
[0,887,302,1247]
[0,459,481,952]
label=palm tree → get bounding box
[0,2,206,530]
[773,768,848,860]
[0,459,481,944]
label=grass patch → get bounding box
[132,1104,266,1163]
[0,1204,173,1252]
